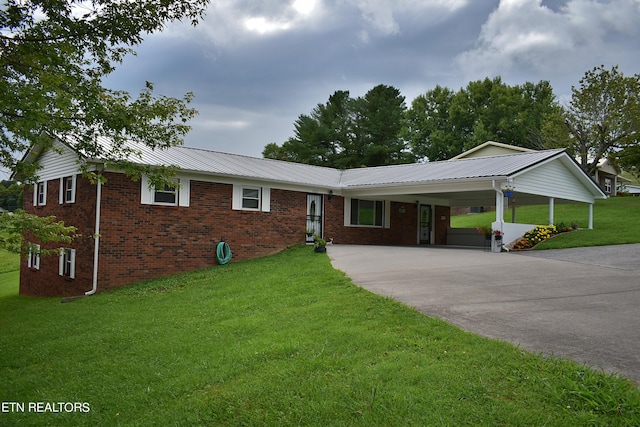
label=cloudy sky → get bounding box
[106,0,640,158]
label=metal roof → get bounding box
[339,149,566,188]
[99,139,567,186]
[59,137,598,197]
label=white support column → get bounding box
[495,190,503,224]
[588,203,594,229]
[548,197,555,225]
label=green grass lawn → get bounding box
[1,246,639,426]
[451,196,640,249]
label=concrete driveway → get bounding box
[327,244,640,384]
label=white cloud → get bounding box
[455,0,640,80]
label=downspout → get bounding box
[86,176,102,296]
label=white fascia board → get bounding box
[341,177,507,197]
[178,170,340,195]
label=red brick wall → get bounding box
[324,196,419,245]
[97,174,310,290]
[20,177,98,297]
[20,172,447,296]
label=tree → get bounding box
[406,78,560,161]
[349,84,411,167]
[0,0,209,252]
[263,85,411,168]
[563,65,640,176]
[0,180,23,211]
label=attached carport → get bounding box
[339,149,607,248]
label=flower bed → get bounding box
[511,225,558,250]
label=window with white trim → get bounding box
[232,184,271,212]
[242,187,261,210]
[27,244,40,270]
[59,248,76,279]
[350,199,385,227]
[154,181,179,205]
[604,178,612,194]
[140,175,190,207]
[59,175,76,204]
[34,181,47,206]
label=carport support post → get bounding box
[548,197,555,225]
[588,203,594,229]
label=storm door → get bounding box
[306,194,323,243]
[419,204,432,244]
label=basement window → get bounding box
[59,248,76,279]
[27,244,40,270]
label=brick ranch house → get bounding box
[16,139,606,297]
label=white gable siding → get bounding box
[36,141,81,182]
[460,146,526,159]
[512,159,596,203]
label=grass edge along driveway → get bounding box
[1,246,639,426]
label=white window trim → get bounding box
[140,175,190,207]
[344,197,390,229]
[27,244,40,270]
[34,181,47,206]
[59,175,77,204]
[58,248,76,279]
[232,184,270,212]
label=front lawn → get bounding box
[451,197,640,249]
[1,246,639,426]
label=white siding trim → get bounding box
[261,187,271,212]
[513,160,595,203]
[37,140,82,182]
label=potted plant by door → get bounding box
[314,235,327,253]
[306,229,315,244]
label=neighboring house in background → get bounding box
[15,138,606,297]
[620,184,640,196]
[450,141,536,159]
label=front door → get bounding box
[419,204,432,244]
[306,194,323,243]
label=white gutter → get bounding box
[86,177,102,296]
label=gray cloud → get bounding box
[102,0,640,158]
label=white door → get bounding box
[306,194,323,243]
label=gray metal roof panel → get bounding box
[106,140,344,188]
[73,137,567,189]
[339,149,566,187]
